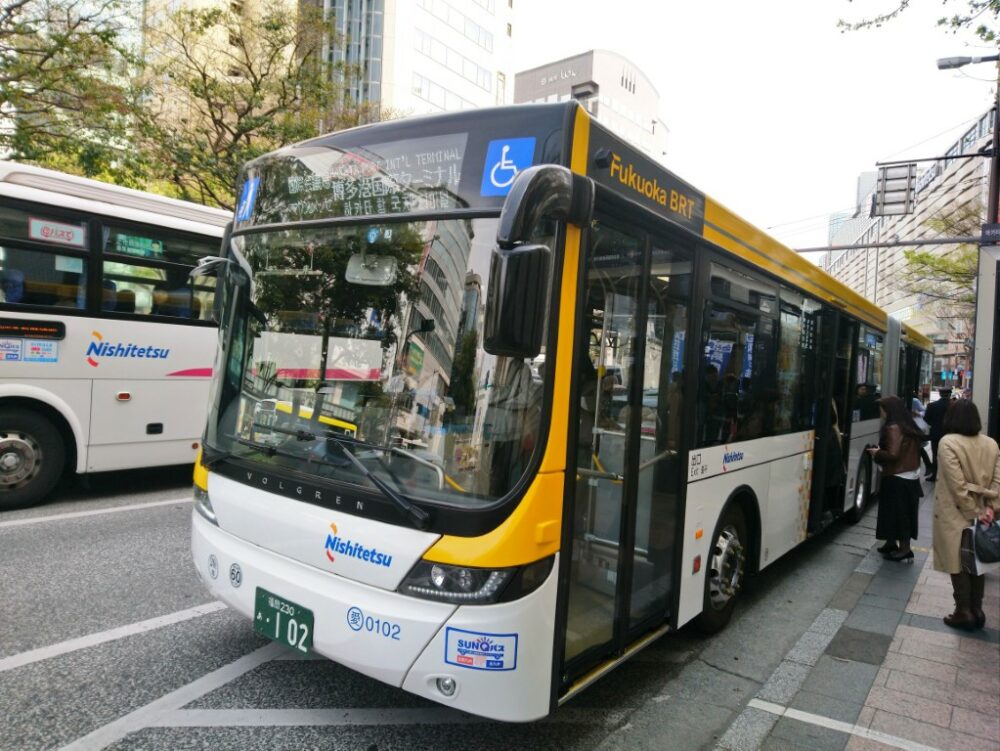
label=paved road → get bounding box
[0,469,879,751]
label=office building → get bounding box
[514,50,669,162]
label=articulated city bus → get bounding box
[191,103,931,721]
[0,162,230,509]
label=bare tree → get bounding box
[839,0,1000,43]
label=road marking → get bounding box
[0,497,192,529]
[58,643,284,751]
[747,698,944,751]
[0,602,226,673]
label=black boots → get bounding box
[970,574,986,630]
[944,573,978,631]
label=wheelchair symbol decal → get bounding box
[480,138,536,197]
[489,145,519,189]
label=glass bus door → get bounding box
[562,219,692,681]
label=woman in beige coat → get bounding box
[932,399,1000,630]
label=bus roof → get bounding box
[0,161,232,231]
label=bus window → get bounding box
[699,263,776,446]
[0,246,86,308]
[775,290,820,433]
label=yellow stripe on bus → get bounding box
[703,198,887,332]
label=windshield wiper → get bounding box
[324,432,430,530]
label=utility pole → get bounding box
[937,55,1000,439]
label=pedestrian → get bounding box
[923,387,952,481]
[932,399,1000,630]
[869,395,924,562]
[911,391,932,474]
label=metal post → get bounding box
[977,62,1000,439]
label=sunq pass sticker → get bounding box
[444,627,518,671]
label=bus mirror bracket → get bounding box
[496,165,593,248]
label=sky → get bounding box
[512,1,996,258]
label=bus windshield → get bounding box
[206,216,550,508]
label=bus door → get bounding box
[561,219,692,683]
[808,310,853,530]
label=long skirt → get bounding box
[876,475,922,541]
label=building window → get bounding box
[506,22,511,36]
[416,0,494,52]
[412,73,476,111]
[414,28,492,91]
[496,71,506,105]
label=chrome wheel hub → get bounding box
[707,525,745,610]
[0,432,41,489]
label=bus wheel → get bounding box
[0,409,65,511]
[696,504,748,635]
[845,458,870,524]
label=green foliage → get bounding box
[137,1,384,211]
[839,0,1000,43]
[0,0,146,183]
[2,0,391,206]
[900,202,980,333]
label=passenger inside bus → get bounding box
[0,268,25,303]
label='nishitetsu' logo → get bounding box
[86,330,171,367]
[324,522,392,568]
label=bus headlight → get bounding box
[399,556,553,604]
[194,485,218,525]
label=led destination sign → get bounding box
[238,133,470,225]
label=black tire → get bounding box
[844,457,870,524]
[696,503,748,635]
[0,408,65,511]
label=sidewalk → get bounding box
[716,485,1000,751]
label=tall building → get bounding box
[326,0,516,117]
[513,50,669,162]
[822,108,994,390]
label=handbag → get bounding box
[961,520,1000,575]
[974,519,1000,563]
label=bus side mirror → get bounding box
[484,243,549,358]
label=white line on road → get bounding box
[0,602,227,673]
[747,698,944,751]
[0,497,192,529]
[58,643,285,751]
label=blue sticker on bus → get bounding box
[444,627,518,671]
[23,339,57,362]
[236,176,260,222]
[480,138,536,197]
[0,338,22,361]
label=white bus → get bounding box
[191,104,933,721]
[0,162,230,509]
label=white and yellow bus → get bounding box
[191,103,932,721]
[0,162,230,509]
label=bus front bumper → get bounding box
[191,512,557,722]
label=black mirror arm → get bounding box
[497,165,594,248]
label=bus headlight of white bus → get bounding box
[398,556,553,604]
